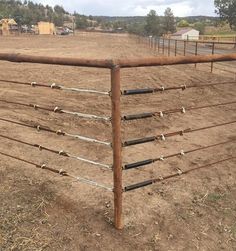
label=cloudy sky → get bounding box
[32,0,216,17]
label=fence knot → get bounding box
[41,163,46,169]
[31,82,37,87]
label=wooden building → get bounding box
[0,19,18,35]
[37,22,55,35]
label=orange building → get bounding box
[37,22,55,35]
[0,19,18,35]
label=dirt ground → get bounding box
[0,32,236,251]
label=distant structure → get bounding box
[172,28,199,40]
[0,19,18,35]
[37,22,55,35]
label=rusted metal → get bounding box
[168,39,171,56]
[211,42,215,73]
[124,156,235,192]
[123,139,235,170]
[0,150,112,191]
[0,52,236,69]
[123,120,236,147]
[184,40,187,56]
[0,53,114,68]
[111,65,123,230]
[122,81,236,96]
[0,150,66,175]
[195,41,198,68]
[0,79,109,95]
[0,117,111,146]
[165,38,236,45]
[162,37,165,54]
[175,40,177,56]
[117,53,236,68]
[123,100,236,121]
[0,133,111,168]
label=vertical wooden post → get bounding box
[168,39,171,56]
[184,40,186,56]
[195,41,198,68]
[162,38,165,54]
[211,42,215,73]
[111,65,123,230]
[158,37,160,53]
[175,40,177,56]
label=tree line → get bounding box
[0,0,235,34]
[0,0,69,26]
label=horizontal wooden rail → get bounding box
[117,53,236,68]
[0,53,236,69]
[0,53,113,68]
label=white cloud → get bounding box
[32,0,216,16]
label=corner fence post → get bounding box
[111,65,123,230]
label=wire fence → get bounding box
[134,35,236,77]
[0,52,235,229]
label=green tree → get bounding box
[193,22,205,34]
[215,0,236,30]
[75,15,89,29]
[145,10,161,36]
[163,7,176,33]
[178,19,189,27]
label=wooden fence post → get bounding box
[211,42,215,73]
[195,41,198,68]
[163,38,165,54]
[184,40,186,56]
[168,39,171,56]
[111,65,123,230]
[175,40,177,56]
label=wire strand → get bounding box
[122,81,236,96]
[124,156,236,192]
[0,99,111,121]
[0,117,111,146]
[123,120,236,147]
[0,133,111,169]
[123,101,236,121]
[0,79,109,95]
[124,139,235,170]
[0,150,113,191]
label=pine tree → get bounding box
[163,7,176,34]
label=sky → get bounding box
[32,0,216,17]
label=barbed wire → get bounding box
[123,100,236,121]
[124,156,236,192]
[123,120,236,147]
[0,133,111,169]
[124,139,235,169]
[0,99,111,121]
[0,117,111,146]
[122,81,236,96]
[0,150,113,191]
[0,79,109,95]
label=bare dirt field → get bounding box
[0,32,236,251]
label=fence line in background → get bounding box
[137,36,236,74]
